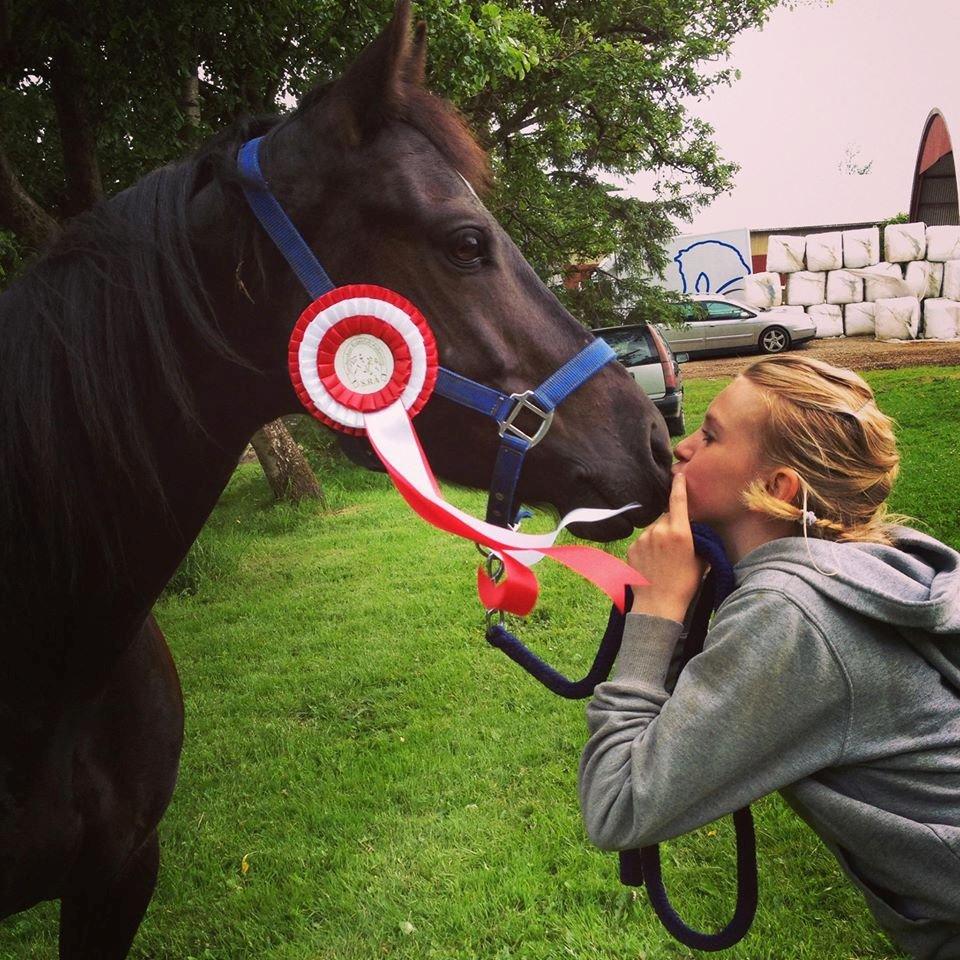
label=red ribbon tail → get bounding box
[540,544,647,613]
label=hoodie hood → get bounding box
[734,527,960,637]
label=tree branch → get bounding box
[0,139,59,248]
[591,19,670,44]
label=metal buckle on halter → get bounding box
[498,391,554,448]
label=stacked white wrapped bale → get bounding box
[942,261,960,300]
[884,222,926,264]
[904,261,943,300]
[742,272,783,310]
[922,299,960,339]
[860,263,909,301]
[842,226,881,268]
[925,226,960,262]
[786,271,826,306]
[767,235,806,273]
[807,304,843,338]
[875,297,921,340]
[844,302,876,337]
[805,232,843,272]
[826,270,864,304]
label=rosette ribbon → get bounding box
[289,284,647,617]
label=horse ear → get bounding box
[405,20,428,87]
[320,0,417,146]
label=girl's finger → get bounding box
[668,473,689,527]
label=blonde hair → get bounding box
[739,354,904,545]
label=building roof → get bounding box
[910,105,959,225]
[750,220,879,235]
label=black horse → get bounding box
[0,4,672,956]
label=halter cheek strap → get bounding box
[433,339,615,525]
[238,138,336,299]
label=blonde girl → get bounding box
[579,355,960,959]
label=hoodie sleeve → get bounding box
[579,587,852,851]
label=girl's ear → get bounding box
[766,467,801,504]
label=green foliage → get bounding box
[879,212,910,227]
[0,229,24,288]
[283,414,344,475]
[875,212,911,259]
[2,0,789,323]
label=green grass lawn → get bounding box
[3,366,958,960]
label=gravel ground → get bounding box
[682,337,960,379]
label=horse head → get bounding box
[194,0,672,537]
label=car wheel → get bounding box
[759,325,790,354]
[665,412,686,437]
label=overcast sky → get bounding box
[620,0,956,235]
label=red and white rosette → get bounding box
[289,284,646,616]
[289,285,438,436]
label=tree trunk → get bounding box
[178,66,201,146]
[249,419,325,506]
[49,42,103,216]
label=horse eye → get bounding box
[448,228,485,266]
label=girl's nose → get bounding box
[673,435,692,463]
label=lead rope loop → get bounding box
[484,522,758,950]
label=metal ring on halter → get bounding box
[484,553,505,583]
[485,607,506,630]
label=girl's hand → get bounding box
[626,474,707,623]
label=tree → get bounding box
[249,419,326,506]
[0,0,788,323]
[0,0,326,502]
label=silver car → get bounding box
[591,322,685,436]
[657,295,816,358]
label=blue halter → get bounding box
[236,136,616,528]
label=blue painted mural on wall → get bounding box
[674,240,751,296]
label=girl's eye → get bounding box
[448,228,485,266]
[701,430,714,445]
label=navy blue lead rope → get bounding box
[487,523,758,951]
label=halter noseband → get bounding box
[236,135,616,528]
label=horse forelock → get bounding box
[295,74,491,200]
[400,86,491,199]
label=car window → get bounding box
[594,328,655,365]
[677,303,707,322]
[703,301,752,320]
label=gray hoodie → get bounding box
[579,528,960,960]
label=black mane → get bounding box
[0,72,489,590]
[0,116,277,586]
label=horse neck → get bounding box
[11,320,295,698]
